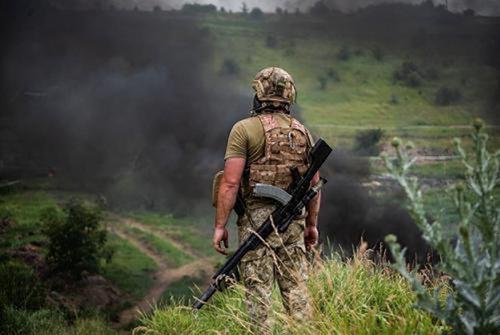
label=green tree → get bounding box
[42,200,112,279]
[383,119,500,335]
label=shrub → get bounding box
[326,68,340,82]
[354,128,385,156]
[249,7,263,20]
[318,76,328,90]
[220,58,240,76]
[265,34,278,48]
[309,1,330,17]
[393,61,424,87]
[0,261,46,310]
[383,119,500,335]
[389,94,399,105]
[435,87,462,106]
[42,199,112,279]
[407,71,423,87]
[336,45,351,61]
[181,4,217,14]
[372,46,384,61]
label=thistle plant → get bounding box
[382,119,499,335]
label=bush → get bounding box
[181,4,217,14]
[0,261,46,310]
[318,76,328,90]
[0,306,114,335]
[389,94,399,105]
[265,34,278,48]
[309,1,330,17]
[393,61,423,87]
[326,68,340,82]
[336,45,351,61]
[371,46,384,61]
[249,7,263,20]
[220,58,240,76]
[435,87,462,106]
[383,119,500,335]
[42,200,112,279]
[354,128,385,156]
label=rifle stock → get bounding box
[193,139,332,310]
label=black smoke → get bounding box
[0,1,247,212]
[318,152,434,263]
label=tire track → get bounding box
[109,218,214,328]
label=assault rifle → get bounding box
[193,139,332,310]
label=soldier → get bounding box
[212,67,321,332]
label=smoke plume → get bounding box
[1,1,247,212]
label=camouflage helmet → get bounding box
[252,67,296,105]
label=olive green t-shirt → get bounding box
[224,113,314,164]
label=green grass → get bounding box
[130,212,217,257]
[123,225,193,267]
[201,14,499,162]
[101,233,157,300]
[158,275,206,307]
[0,191,57,249]
[1,306,116,335]
[136,254,447,335]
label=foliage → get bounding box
[249,7,263,20]
[354,128,385,156]
[42,199,112,279]
[0,261,46,310]
[326,68,340,82]
[317,76,328,90]
[383,119,500,335]
[0,306,115,335]
[309,1,330,17]
[181,3,217,14]
[336,45,351,61]
[371,46,384,61]
[393,61,424,87]
[435,86,462,106]
[265,34,278,48]
[101,234,156,300]
[135,252,445,334]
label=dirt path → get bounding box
[120,218,199,258]
[109,219,215,328]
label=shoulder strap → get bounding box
[257,114,280,132]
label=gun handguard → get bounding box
[193,139,332,310]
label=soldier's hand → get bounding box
[304,225,319,250]
[213,226,229,255]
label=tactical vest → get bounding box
[245,113,311,200]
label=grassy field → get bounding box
[203,14,499,157]
[121,225,193,267]
[130,211,219,257]
[0,191,57,249]
[101,233,157,300]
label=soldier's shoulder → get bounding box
[232,116,261,131]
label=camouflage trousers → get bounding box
[237,204,312,333]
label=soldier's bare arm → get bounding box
[305,171,321,250]
[213,157,246,255]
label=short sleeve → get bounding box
[224,121,248,160]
